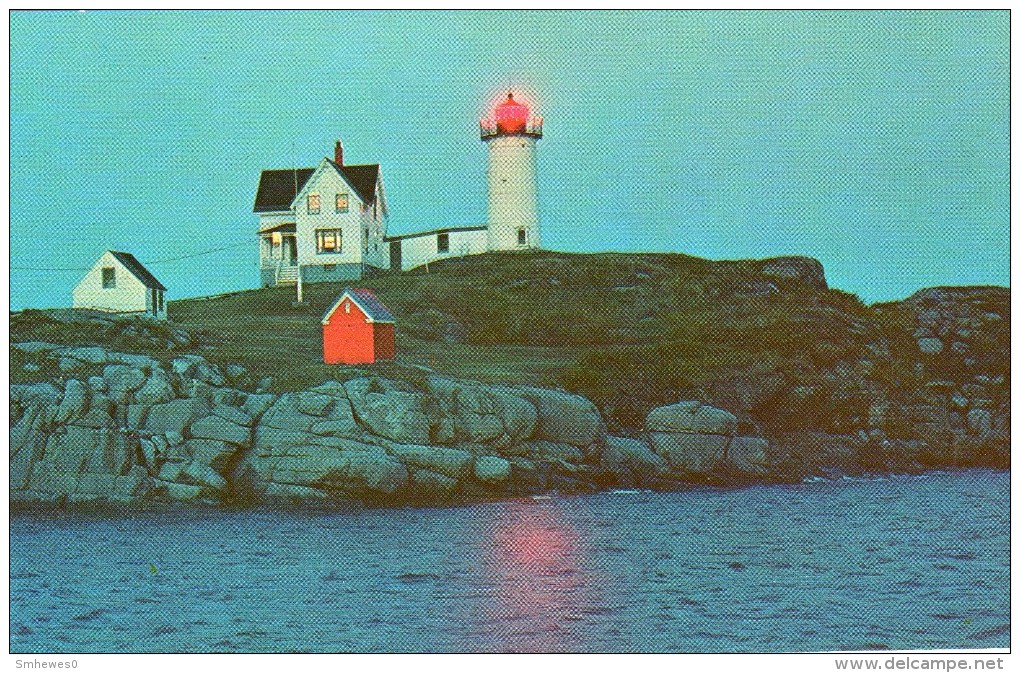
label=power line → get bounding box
[10,241,250,272]
[146,242,250,265]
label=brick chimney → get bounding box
[334,139,344,166]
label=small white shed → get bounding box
[72,250,167,320]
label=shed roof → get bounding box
[109,251,166,291]
[322,288,396,325]
[258,222,296,235]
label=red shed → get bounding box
[321,288,396,364]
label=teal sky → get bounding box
[9,10,1009,309]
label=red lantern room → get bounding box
[481,91,543,140]
[495,92,529,134]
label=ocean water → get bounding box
[9,470,1009,653]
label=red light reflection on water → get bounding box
[473,501,603,652]
[494,510,574,568]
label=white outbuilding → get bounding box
[71,250,167,320]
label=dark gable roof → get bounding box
[255,160,380,213]
[253,168,316,213]
[109,251,166,291]
[326,160,380,206]
[322,288,395,324]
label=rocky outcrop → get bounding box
[864,286,1011,470]
[515,386,604,447]
[10,337,780,510]
[342,378,432,445]
[426,377,537,445]
[759,256,828,291]
[646,401,769,479]
[9,287,1009,513]
[599,436,668,487]
[9,343,626,510]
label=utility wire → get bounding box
[145,242,250,265]
[10,241,250,272]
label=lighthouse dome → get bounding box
[494,92,530,134]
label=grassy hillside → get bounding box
[162,251,840,390]
[168,251,882,427]
[12,251,1010,456]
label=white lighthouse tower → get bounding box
[480,92,543,251]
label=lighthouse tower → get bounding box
[480,92,543,251]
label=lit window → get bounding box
[518,229,527,245]
[308,193,321,214]
[345,301,351,314]
[437,233,449,253]
[102,267,116,288]
[336,193,349,213]
[271,232,283,245]
[316,229,342,254]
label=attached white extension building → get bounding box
[72,250,167,320]
[253,91,543,285]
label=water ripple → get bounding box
[9,470,1010,653]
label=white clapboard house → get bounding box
[253,141,390,287]
[72,250,167,320]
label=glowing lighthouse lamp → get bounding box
[480,92,543,252]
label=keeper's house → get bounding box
[254,140,390,287]
[72,250,167,320]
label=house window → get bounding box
[102,267,116,288]
[324,264,336,272]
[308,193,321,214]
[316,229,342,254]
[518,228,527,245]
[437,233,449,253]
[158,289,164,312]
[345,301,351,314]
[364,228,370,251]
[336,193,349,213]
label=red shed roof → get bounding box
[322,288,396,325]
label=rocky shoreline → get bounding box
[10,336,1008,512]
